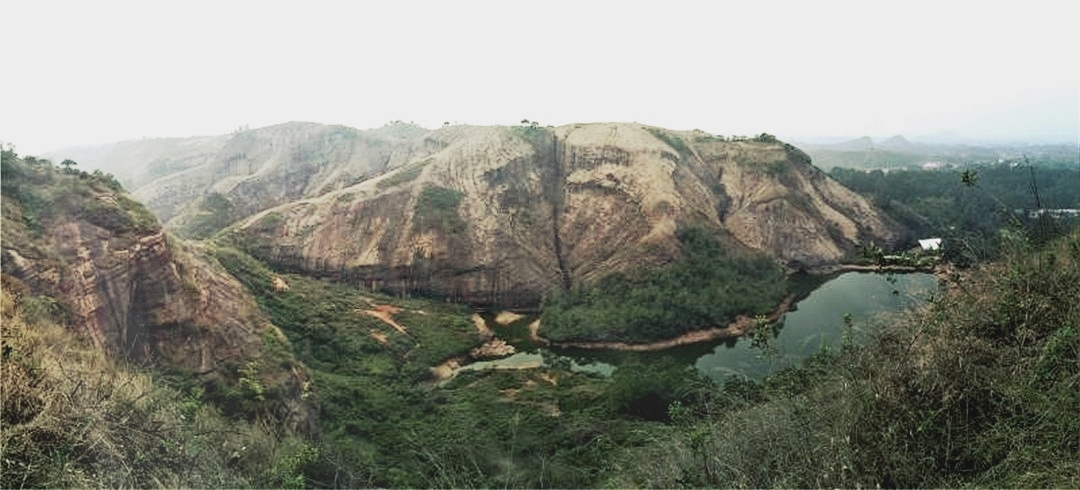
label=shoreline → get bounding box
[542,295,795,352]
[794,263,937,275]
[536,263,944,352]
[480,263,943,355]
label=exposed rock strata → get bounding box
[1,167,316,433]
[230,124,901,306]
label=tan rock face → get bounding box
[230,124,902,307]
[1,168,316,433]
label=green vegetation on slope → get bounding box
[0,284,317,489]
[2,146,157,242]
[376,160,429,190]
[646,127,690,153]
[208,244,715,487]
[414,184,466,235]
[176,192,242,239]
[831,163,1080,261]
[11,227,1074,488]
[608,230,1080,488]
[542,227,787,342]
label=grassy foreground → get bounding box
[609,230,1080,488]
[0,283,316,489]
[4,229,1076,488]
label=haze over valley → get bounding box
[3,1,1078,488]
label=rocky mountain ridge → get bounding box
[0,153,316,432]
[45,121,903,307]
[224,123,901,306]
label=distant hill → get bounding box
[44,122,431,231]
[46,122,903,307]
[791,135,1078,171]
[878,135,919,151]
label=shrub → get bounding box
[377,160,430,190]
[414,184,466,235]
[646,128,689,154]
[542,227,787,342]
[610,230,1080,488]
[0,286,315,488]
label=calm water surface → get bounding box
[472,272,938,382]
[693,271,937,381]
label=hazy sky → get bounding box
[5,0,1077,155]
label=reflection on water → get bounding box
[694,272,937,381]
[461,272,937,383]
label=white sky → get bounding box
[4,0,1078,155]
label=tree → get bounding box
[60,159,78,174]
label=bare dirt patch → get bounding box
[430,357,464,381]
[471,313,494,337]
[470,338,515,359]
[494,311,525,325]
[359,304,408,334]
[271,276,290,292]
[527,319,547,344]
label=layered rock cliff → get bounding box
[225,123,901,306]
[1,155,315,432]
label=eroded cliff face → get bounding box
[1,160,315,433]
[229,123,901,306]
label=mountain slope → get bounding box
[225,124,900,306]
[46,121,433,235]
[1,150,315,431]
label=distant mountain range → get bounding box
[45,121,902,306]
[788,135,1078,171]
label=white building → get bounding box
[918,238,942,251]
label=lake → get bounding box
[464,272,938,383]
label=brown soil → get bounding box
[271,276,290,292]
[494,311,525,325]
[528,319,548,344]
[537,372,558,386]
[471,313,494,337]
[544,296,795,352]
[360,305,408,334]
[430,357,465,381]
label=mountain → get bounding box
[0,151,316,432]
[217,124,900,306]
[829,136,876,152]
[878,134,918,151]
[45,121,432,236]
[46,122,902,306]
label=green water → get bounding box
[693,271,937,381]
[466,272,937,382]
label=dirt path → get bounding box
[360,304,408,334]
[543,296,794,352]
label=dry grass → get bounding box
[611,231,1080,488]
[1,286,315,488]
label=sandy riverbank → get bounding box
[543,295,795,352]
